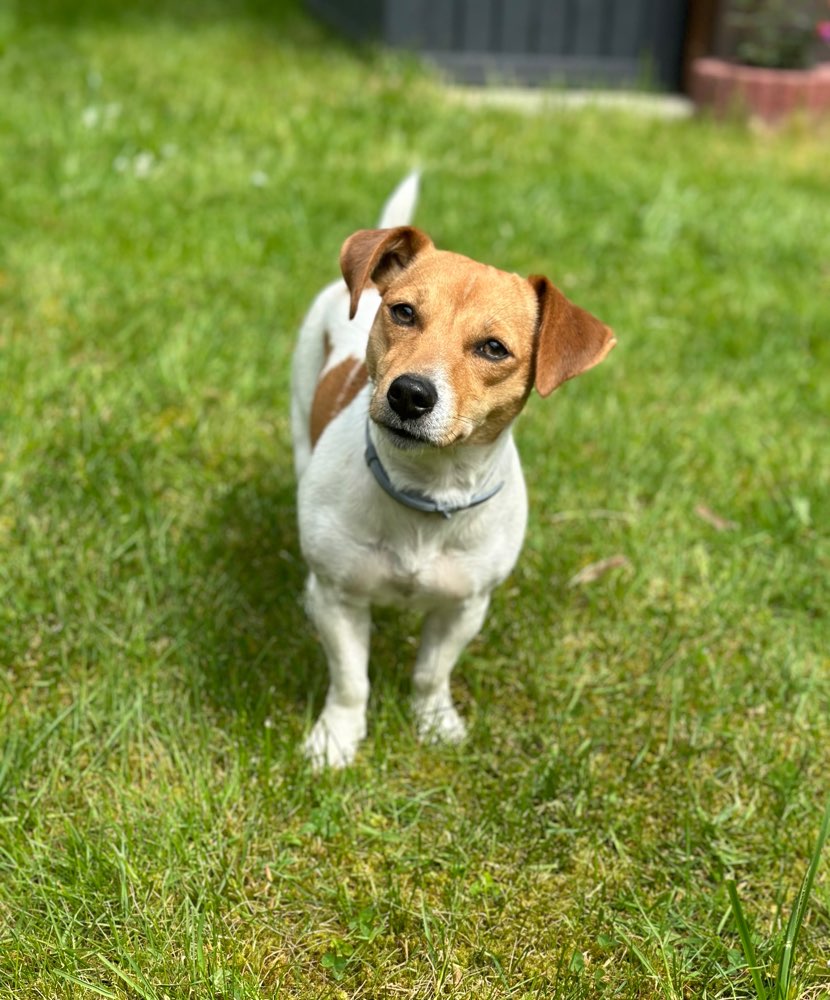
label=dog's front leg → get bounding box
[303,573,371,769]
[412,594,490,745]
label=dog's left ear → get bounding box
[340,226,433,320]
[529,275,616,397]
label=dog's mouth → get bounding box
[378,422,433,448]
[376,421,464,451]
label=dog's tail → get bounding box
[376,170,420,229]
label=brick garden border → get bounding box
[691,57,830,123]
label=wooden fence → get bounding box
[306,0,690,90]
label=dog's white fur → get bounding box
[291,174,612,768]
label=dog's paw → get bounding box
[413,694,467,746]
[303,709,366,770]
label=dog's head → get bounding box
[340,226,616,449]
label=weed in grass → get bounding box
[727,798,830,1000]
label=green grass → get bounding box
[727,798,830,1000]
[1,1,829,996]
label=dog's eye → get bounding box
[476,338,510,361]
[389,303,416,326]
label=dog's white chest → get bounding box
[357,537,475,607]
[296,407,528,611]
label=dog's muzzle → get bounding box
[387,374,437,421]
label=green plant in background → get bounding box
[727,799,830,999]
[725,0,823,68]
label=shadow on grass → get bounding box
[180,457,436,741]
[178,461,323,731]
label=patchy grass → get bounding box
[1,1,829,996]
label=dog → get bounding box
[291,173,615,768]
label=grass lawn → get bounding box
[1,1,829,996]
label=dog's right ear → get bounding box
[340,226,433,320]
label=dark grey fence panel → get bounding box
[306,0,383,41]
[607,0,647,58]
[499,0,535,55]
[536,2,569,56]
[382,0,426,47]
[458,0,495,53]
[573,0,604,58]
[307,0,690,91]
[652,0,689,89]
[429,0,456,51]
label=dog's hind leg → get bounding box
[303,573,371,769]
[412,594,490,745]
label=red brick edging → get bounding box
[690,57,830,123]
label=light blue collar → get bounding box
[364,423,504,519]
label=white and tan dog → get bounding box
[291,174,615,768]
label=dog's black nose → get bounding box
[387,374,438,421]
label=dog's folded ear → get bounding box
[529,275,616,397]
[340,227,433,320]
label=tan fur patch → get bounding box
[310,355,368,449]
[366,250,540,446]
[342,230,613,449]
